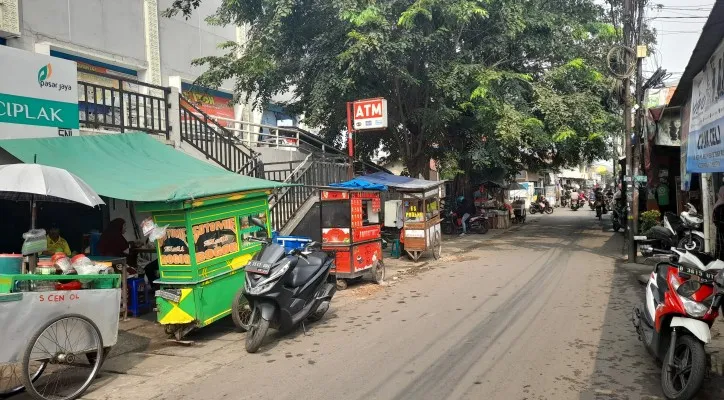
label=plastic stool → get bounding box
[390,239,402,259]
[126,277,152,317]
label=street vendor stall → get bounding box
[339,173,444,262]
[0,134,288,341]
[321,181,386,290]
[0,163,121,400]
[137,189,277,340]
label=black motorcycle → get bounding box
[612,202,626,232]
[241,220,337,353]
[529,200,553,215]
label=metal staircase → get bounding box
[178,95,386,233]
[178,96,261,177]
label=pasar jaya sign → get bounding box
[353,98,388,130]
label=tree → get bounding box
[166,0,625,180]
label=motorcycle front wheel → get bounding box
[612,218,621,232]
[545,207,554,214]
[245,307,270,353]
[473,221,489,234]
[660,334,707,400]
[678,235,704,252]
[529,206,537,214]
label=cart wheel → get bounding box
[0,361,46,397]
[164,325,176,335]
[231,288,252,332]
[432,232,441,260]
[336,279,348,291]
[22,314,103,400]
[372,260,385,284]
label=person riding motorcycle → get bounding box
[455,195,476,237]
[594,187,607,214]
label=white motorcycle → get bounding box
[633,248,724,399]
[636,204,704,256]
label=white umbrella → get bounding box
[0,164,104,209]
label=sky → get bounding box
[643,1,714,83]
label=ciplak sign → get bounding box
[353,98,388,131]
[0,46,79,139]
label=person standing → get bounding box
[98,218,130,257]
[456,195,476,237]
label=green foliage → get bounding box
[165,0,631,179]
[641,210,662,234]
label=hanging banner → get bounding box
[687,39,724,172]
[0,46,79,139]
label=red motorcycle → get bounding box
[633,249,724,399]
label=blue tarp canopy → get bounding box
[329,178,388,191]
[330,172,443,192]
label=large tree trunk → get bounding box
[405,156,430,179]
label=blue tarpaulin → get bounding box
[329,178,387,191]
[330,172,443,192]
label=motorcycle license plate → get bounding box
[246,260,272,275]
[678,265,718,281]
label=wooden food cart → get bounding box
[319,187,385,290]
[401,185,444,261]
[340,172,445,262]
[137,189,278,340]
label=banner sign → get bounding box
[0,46,79,139]
[159,227,191,266]
[687,39,724,172]
[192,217,239,264]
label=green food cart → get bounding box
[137,188,278,340]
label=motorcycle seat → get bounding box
[288,252,327,287]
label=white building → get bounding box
[0,0,294,128]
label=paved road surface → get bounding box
[96,209,724,399]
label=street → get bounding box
[82,209,724,400]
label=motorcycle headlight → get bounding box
[247,261,290,295]
[681,296,709,318]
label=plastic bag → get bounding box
[21,229,47,255]
[149,225,168,242]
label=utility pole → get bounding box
[623,0,635,261]
[631,0,645,258]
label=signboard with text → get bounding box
[0,46,79,139]
[352,98,388,131]
[686,38,724,172]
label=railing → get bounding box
[179,95,261,177]
[77,69,170,138]
[269,159,349,232]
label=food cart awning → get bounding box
[329,178,388,191]
[349,172,442,191]
[0,133,289,202]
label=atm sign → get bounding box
[353,98,388,131]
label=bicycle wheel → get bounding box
[22,314,103,400]
[0,361,46,397]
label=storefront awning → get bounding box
[0,133,288,203]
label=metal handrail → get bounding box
[179,96,260,177]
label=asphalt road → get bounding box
[156,209,724,400]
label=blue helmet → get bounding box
[456,195,465,204]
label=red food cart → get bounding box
[319,188,385,290]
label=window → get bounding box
[321,201,351,228]
[362,199,380,226]
[404,199,424,222]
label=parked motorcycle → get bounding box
[441,211,489,234]
[612,202,626,232]
[636,204,704,255]
[664,206,705,251]
[633,248,724,400]
[529,200,554,215]
[241,219,337,353]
